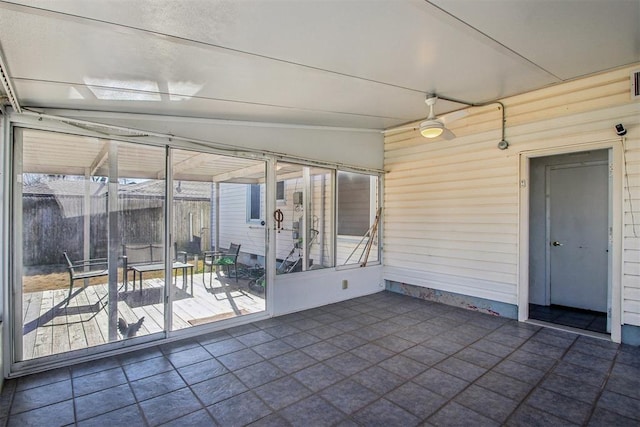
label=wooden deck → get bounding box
[21,272,265,361]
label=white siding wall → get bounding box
[217,183,266,257]
[274,178,304,261]
[273,174,332,265]
[216,173,380,268]
[384,65,640,326]
[216,175,334,265]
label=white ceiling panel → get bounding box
[430,0,640,80]
[13,79,408,129]
[0,10,416,120]
[0,0,638,130]
[0,1,557,121]
[4,0,558,92]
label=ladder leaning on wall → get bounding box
[343,207,382,267]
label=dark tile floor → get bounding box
[529,304,607,334]
[1,291,639,426]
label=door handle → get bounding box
[552,241,563,247]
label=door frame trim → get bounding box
[518,140,623,343]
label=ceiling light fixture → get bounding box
[419,95,446,138]
[420,124,444,138]
[390,94,467,140]
[383,93,508,149]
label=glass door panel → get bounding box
[275,163,334,274]
[16,129,166,362]
[170,148,266,330]
[116,143,167,338]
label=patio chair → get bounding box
[203,243,241,285]
[63,251,109,305]
[122,243,194,294]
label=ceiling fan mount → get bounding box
[425,93,438,108]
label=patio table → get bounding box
[129,262,194,295]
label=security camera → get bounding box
[615,123,627,136]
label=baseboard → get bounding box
[385,280,518,319]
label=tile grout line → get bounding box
[70,367,78,426]
[1,384,16,427]
[166,341,225,426]
[7,293,632,427]
[1,307,498,425]
[118,350,155,427]
[582,344,621,425]
[1,306,501,426]
[356,308,524,423]
[422,322,543,425]
[226,304,449,425]
[316,305,461,425]
[175,337,307,426]
[311,310,525,424]
[217,326,359,425]
[165,298,417,425]
[501,329,580,426]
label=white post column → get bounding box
[107,142,119,341]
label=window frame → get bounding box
[276,180,285,203]
[246,182,264,223]
[335,171,380,268]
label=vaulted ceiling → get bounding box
[1,0,638,131]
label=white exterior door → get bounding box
[548,162,609,312]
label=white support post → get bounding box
[107,142,119,342]
[302,167,310,271]
[83,168,91,285]
[215,182,220,252]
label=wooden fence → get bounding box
[22,194,211,267]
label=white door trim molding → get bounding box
[518,139,624,343]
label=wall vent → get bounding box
[632,69,640,99]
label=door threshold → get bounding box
[525,319,611,341]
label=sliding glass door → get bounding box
[169,148,267,330]
[15,128,166,362]
[12,128,269,365]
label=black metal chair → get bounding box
[203,243,241,285]
[62,252,108,305]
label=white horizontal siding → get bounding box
[273,174,333,264]
[274,177,304,261]
[218,183,266,257]
[623,112,640,324]
[309,173,332,267]
[217,170,380,269]
[384,64,640,326]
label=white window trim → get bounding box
[246,183,264,223]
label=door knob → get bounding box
[552,241,563,246]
